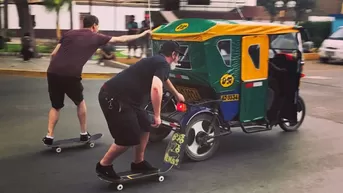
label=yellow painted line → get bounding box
[303,53,319,61]
[0,68,117,79]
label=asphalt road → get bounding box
[1,62,343,193]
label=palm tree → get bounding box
[43,0,69,41]
[68,0,73,29]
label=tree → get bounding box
[4,0,8,36]
[257,0,278,22]
[293,0,316,23]
[43,0,69,41]
[68,0,73,29]
[13,0,38,57]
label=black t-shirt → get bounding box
[104,54,170,107]
[127,21,138,35]
[48,29,111,77]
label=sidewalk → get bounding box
[0,56,124,79]
[0,48,142,65]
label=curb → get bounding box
[115,57,140,65]
[303,53,319,61]
[103,60,130,69]
[0,52,51,57]
[0,68,117,79]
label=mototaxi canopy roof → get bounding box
[152,18,301,42]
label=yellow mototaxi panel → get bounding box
[152,18,300,42]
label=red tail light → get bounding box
[176,102,187,112]
[284,53,294,61]
[301,73,305,78]
[245,82,253,88]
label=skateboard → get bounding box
[97,131,187,191]
[98,170,165,191]
[46,133,103,153]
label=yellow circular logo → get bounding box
[220,74,234,87]
[175,23,189,32]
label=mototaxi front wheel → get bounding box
[279,96,306,132]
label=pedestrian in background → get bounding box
[21,32,33,62]
[139,14,151,58]
[127,15,139,59]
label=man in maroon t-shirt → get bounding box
[42,15,151,146]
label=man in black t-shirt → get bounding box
[96,40,185,179]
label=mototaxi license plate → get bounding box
[175,86,201,102]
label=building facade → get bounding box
[4,0,257,38]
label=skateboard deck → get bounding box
[46,133,103,153]
[98,170,164,190]
[97,131,187,191]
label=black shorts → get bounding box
[47,72,84,109]
[127,40,137,49]
[98,87,151,146]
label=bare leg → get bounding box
[100,144,129,166]
[134,132,150,163]
[77,100,87,133]
[47,108,60,137]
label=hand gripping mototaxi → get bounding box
[145,18,307,162]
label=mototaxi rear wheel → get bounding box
[184,113,220,162]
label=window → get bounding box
[217,40,232,66]
[329,28,343,40]
[270,33,298,50]
[176,45,191,69]
[79,13,90,28]
[125,15,130,29]
[152,41,192,70]
[125,15,137,30]
[248,44,260,69]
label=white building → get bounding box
[179,0,256,11]
[6,0,257,32]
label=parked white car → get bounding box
[318,27,343,63]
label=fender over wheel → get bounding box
[145,92,176,143]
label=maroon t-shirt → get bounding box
[47,29,111,77]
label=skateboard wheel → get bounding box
[117,184,124,191]
[158,175,165,182]
[55,147,62,153]
[89,142,95,148]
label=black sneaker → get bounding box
[96,162,120,180]
[131,160,159,173]
[80,132,91,142]
[42,137,53,145]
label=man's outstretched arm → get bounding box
[109,30,151,43]
[51,44,61,57]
